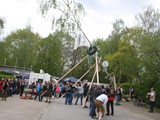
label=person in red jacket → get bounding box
[0,79,3,97]
[106,89,115,116]
[0,79,3,90]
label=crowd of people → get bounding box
[0,77,157,120]
[0,78,28,100]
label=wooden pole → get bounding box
[73,64,96,86]
[96,53,100,84]
[82,57,101,108]
[56,93,66,102]
[56,64,96,103]
[113,76,117,91]
[56,57,102,103]
[57,55,87,83]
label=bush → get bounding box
[120,82,137,95]
[0,75,16,80]
[0,71,16,80]
[0,71,14,76]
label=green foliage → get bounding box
[0,71,16,80]
[0,75,16,80]
[34,33,63,76]
[1,28,41,68]
[93,6,160,104]
[0,71,13,76]
[120,82,137,95]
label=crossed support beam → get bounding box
[56,54,101,102]
[56,52,116,104]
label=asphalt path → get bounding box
[0,96,160,120]
[36,98,160,120]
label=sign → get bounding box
[102,61,109,68]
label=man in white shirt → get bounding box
[95,94,108,120]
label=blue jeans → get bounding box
[150,101,155,112]
[70,93,73,104]
[115,95,120,105]
[65,92,72,105]
[89,100,96,117]
[75,93,83,105]
[8,88,13,97]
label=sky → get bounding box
[0,0,160,41]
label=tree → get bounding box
[0,41,5,64]
[99,26,143,83]
[34,33,62,76]
[3,28,41,68]
[135,6,160,83]
[39,0,90,77]
[34,31,76,77]
[69,46,89,78]
[131,6,160,103]
[106,19,125,55]
[40,0,88,45]
[135,6,160,33]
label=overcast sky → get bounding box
[0,0,160,41]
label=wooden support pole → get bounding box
[113,76,117,91]
[73,64,96,86]
[56,93,66,102]
[96,53,100,84]
[56,64,96,103]
[57,56,87,83]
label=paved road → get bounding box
[0,96,160,120]
[0,95,47,120]
[37,98,160,120]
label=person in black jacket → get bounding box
[89,85,102,118]
[106,89,115,116]
[20,79,26,96]
[83,82,89,108]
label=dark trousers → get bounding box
[75,93,83,105]
[34,91,41,101]
[106,101,114,115]
[150,101,155,112]
[65,92,72,105]
[20,85,25,96]
[89,100,96,117]
[8,88,13,97]
[40,91,46,101]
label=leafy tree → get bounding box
[70,46,89,78]
[103,27,147,84]
[34,31,76,77]
[40,0,88,45]
[34,33,62,76]
[0,41,6,65]
[3,27,41,68]
[135,6,160,85]
[135,6,160,33]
